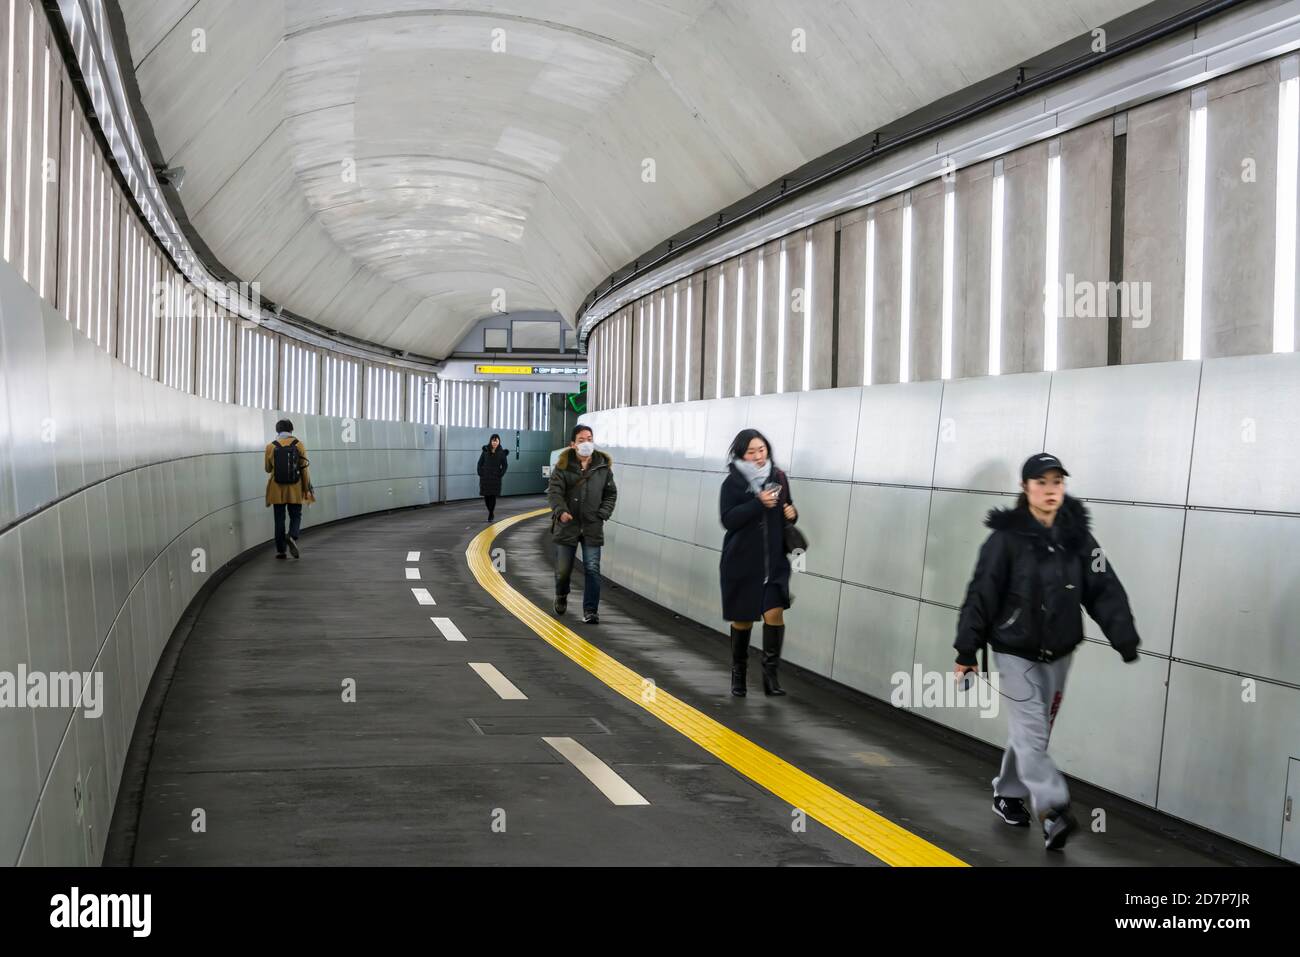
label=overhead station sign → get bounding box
[474,364,587,375]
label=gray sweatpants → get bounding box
[992,651,1073,821]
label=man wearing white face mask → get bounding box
[546,424,618,624]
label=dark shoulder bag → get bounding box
[777,470,808,555]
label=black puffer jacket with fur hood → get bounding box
[954,495,1140,666]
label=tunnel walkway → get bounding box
[112,495,1269,866]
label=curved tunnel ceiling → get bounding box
[118,0,1148,360]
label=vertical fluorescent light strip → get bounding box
[638,303,645,405]
[864,215,875,385]
[1044,140,1062,372]
[802,237,813,390]
[989,160,1005,375]
[38,47,50,297]
[671,289,679,401]
[900,197,913,383]
[777,246,787,393]
[1274,58,1299,354]
[1183,88,1208,361]
[648,299,657,404]
[734,264,745,396]
[21,11,33,280]
[3,0,15,261]
[941,179,956,379]
[684,285,692,400]
[659,292,666,403]
[754,255,764,395]
[716,274,726,398]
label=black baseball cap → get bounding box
[1022,452,1069,481]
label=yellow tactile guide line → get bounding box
[466,507,968,867]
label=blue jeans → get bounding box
[555,539,601,612]
[273,503,302,554]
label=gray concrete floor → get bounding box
[118,495,1273,866]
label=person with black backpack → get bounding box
[265,419,315,560]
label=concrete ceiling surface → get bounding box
[119,0,1146,359]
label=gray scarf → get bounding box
[733,457,772,495]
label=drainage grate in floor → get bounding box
[467,715,611,736]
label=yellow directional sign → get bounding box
[475,364,533,374]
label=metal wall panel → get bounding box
[933,371,1051,493]
[1047,639,1166,805]
[42,308,86,499]
[1045,361,1200,505]
[639,467,670,536]
[852,380,941,486]
[788,386,863,481]
[0,530,39,865]
[663,468,703,543]
[785,478,850,580]
[1158,661,1299,855]
[742,391,799,471]
[654,536,694,612]
[2,268,57,516]
[909,603,1007,747]
[782,572,840,676]
[641,404,674,469]
[692,471,725,551]
[920,489,1013,607]
[17,507,74,779]
[1082,502,1184,657]
[57,496,98,671]
[842,483,931,596]
[1188,352,1300,512]
[703,395,751,473]
[616,464,644,530]
[686,542,723,630]
[1173,508,1300,685]
[831,584,920,701]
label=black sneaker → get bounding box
[287,537,299,559]
[583,610,599,624]
[992,796,1031,826]
[274,553,287,560]
[1043,809,1079,851]
[554,595,567,615]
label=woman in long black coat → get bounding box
[719,428,798,697]
[476,433,509,521]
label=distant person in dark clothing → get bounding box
[719,428,798,697]
[265,419,315,560]
[477,433,509,521]
[547,425,617,624]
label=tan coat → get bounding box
[265,436,316,506]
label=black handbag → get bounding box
[783,521,808,555]
[775,471,808,554]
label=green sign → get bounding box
[566,381,587,415]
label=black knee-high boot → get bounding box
[730,626,750,697]
[762,623,787,696]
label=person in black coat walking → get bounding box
[954,452,1140,851]
[477,433,509,521]
[719,428,798,697]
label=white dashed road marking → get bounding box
[411,588,436,605]
[468,662,527,700]
[543,737,650,806]
[431,617,467,642]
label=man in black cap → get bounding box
[953,452,1140,851]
